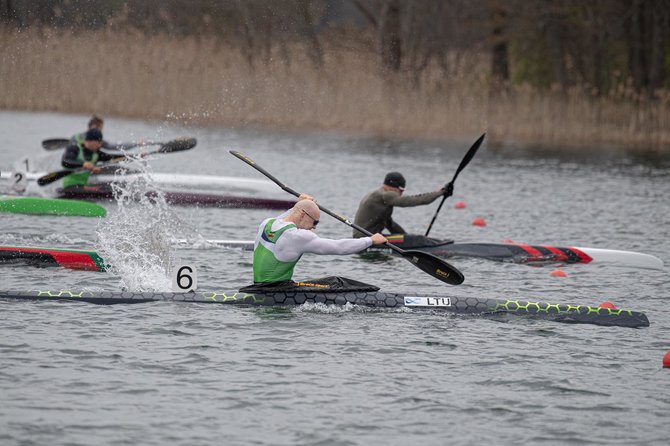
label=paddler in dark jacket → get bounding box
[61,128,124,189]
[352,172,452,237]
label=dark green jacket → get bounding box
[352,187,443,237]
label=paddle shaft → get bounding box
[425,133,486,236]
[37,137,197,186]
[229,150,464,285]
[42,138,163,151]
[41,139,70,150]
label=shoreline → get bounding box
[1,28,668,154]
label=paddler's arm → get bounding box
[96,150,125,163]
[102,140,145,151]
[385,189,445,207]
[386,218,406,234]
[278,231,386,258]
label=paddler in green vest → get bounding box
[60,128,127,189]
[252,196,388,285]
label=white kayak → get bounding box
[1,170,278,194]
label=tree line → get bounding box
[2,0,669,96]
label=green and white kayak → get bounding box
[0,195,106,217]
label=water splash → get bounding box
[94,157,196,292]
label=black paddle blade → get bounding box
[452,132,485,182]
[401,250,465,285]
[37,169,74,186]
[41,138,70,150]
[159,137,197,153]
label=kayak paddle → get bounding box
[41,138,181,151]
[230,150,465,286]
[37,137,197,186]
[41,138,70,150]
[425,133,485,236]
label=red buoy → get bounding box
[550,269,567,277]
[663,351,670,368]
[472,217,486,227]
[454,201,466,209]
[599,301,617,309]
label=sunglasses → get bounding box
[302,209,320,227]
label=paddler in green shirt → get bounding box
[352,172,452,238]
[60,128,126,189]
[249,195,388,287]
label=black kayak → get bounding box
[56,186,295,210]
[0,285,649,329]
[175,234,664,269]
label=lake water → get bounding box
[1,110,669,445]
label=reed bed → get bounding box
[1,27,668,152]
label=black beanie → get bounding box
[85,128,103,142]
[384,172,406,190]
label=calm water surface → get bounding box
[1,111,669,445]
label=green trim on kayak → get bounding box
[0,196,106,217]
[89,251,108,271]
[32,246,109,271]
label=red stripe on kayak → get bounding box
[567,247,593,264]
[540,245,569,262]
[0,247,100,271]
[507,242,545,261]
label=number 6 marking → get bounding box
[173,265,197,292]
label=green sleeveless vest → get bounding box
[253,218,301,283]
[62,141,98,189]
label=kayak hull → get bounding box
[0,246,106,271]
[0,195,106,217]
[370,243,663,269]
[56,188,295,210]
[2,170,277,194]
[0,289,649,328]
[175,238,664,270]
[2,237,662,272]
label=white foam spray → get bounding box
[94,157,198,292]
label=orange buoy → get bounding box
[599,301,617,309]
[664,351,670,368]
[454,201,466,209]
[550,269,567,277]
[472,217,486,227]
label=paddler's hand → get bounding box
[298,193,315,202]
[442,182,454,197]
[83,161,96,171]
[370,233,387,245]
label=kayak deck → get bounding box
[0,289,649,328]
[0,195,106,217]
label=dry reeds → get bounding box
[1,26,668,152]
